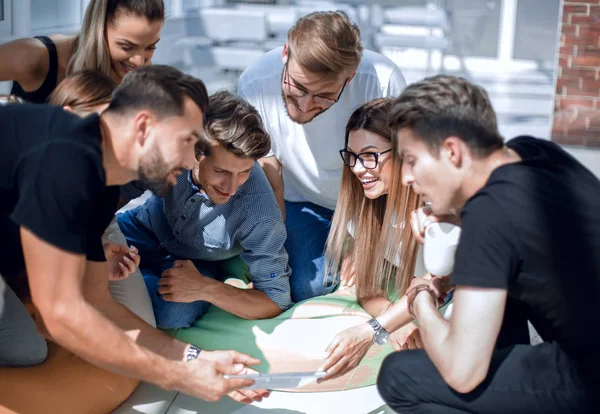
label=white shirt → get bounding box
[238,47,407,210]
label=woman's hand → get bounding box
[340,255,356,287]
[319,323,374,381]
[389,322,423,351]
[104,242,139,281]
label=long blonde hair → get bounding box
[375,152,422,299]
[67,0,165,76]
[325,98,421,301]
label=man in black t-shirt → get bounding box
[0,65,267,403]
[376,75,600,413]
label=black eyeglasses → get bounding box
[339,148,392,169]
[283,53,348,107]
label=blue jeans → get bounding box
[117,209,220,329]
[284,201,338,303]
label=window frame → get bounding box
[0,0,12,36]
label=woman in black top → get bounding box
[0,0,165,103]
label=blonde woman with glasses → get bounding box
[0,0,164,104]
[318,98,428,382]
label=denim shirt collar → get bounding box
[187,170,211,202]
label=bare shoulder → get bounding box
[48,34,77,75]
[0,37,51,86]
[0,33,77,94]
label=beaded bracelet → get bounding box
[406,285,438,318]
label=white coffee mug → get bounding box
[423,222,461,276]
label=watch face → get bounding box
[375,331,389,345]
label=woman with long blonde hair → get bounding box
[319,98,426,381]
[0,0,164,104]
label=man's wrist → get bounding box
[406,284,438,319]
[183,343,202,362]
[412,290,437,318]
[195,276,220,302]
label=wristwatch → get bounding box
[367,318,389,345]
[185,344,202,361]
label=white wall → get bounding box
[31,0,81,33]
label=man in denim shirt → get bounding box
[117,91,292,329]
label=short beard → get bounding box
[280,89,331,125]
[138,148,173,197]
[280,70,330,125]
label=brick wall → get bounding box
[552,0,600,148]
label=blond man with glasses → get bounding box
[238,11,407,303]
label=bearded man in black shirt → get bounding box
[377,75,600,413]
[0,65,267,403]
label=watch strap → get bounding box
[368,318,386,334]
[185,344,201,361]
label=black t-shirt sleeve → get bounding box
[452,192,520,289]
[10,141,107,261]
[120,180,147,201]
